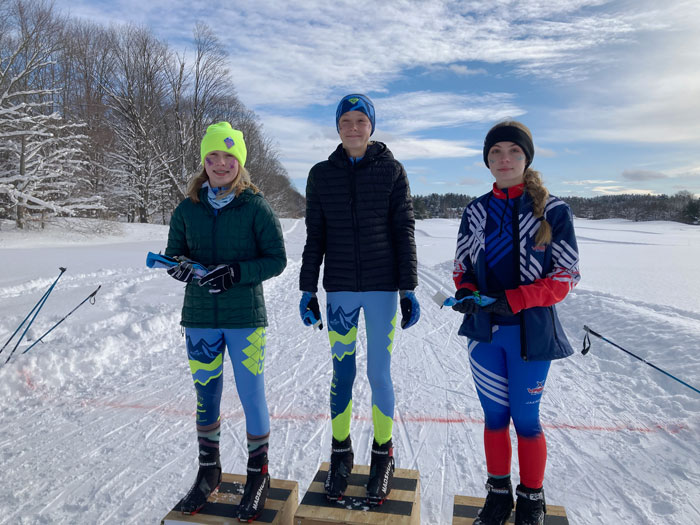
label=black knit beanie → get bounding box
[483,125,535,168]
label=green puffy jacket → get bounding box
[165,187,287,328]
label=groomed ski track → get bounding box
[0,218,698,524]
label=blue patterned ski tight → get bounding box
[185,327,269,439]
[326,291,397,445]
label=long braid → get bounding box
[524,168,552,245]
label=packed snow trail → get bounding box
[0,218,698,524]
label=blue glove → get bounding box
[400,291,420,329]
[300,292,323,329]
[198,263,240,294]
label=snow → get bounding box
[1,216,699,524]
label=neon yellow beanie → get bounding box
[200,122,247,167]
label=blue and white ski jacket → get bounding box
[453,183,580,360]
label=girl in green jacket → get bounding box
[165,122,286,521]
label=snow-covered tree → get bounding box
[0,0,98,228]
[2,5,304,225]
[101,25,173,223]
[58,20,117,219]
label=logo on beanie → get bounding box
[348,97,359,104]
[224,137,235,149]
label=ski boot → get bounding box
[473,476,514,525]
[324,436,354,502]
[366,438,395,506]
[177,446,222,515]
[514,484,546,525]
[237,452,270,522]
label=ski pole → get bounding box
[0,267,67,356]
[17,285,101,359]
[582,325,700,396]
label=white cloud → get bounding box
[447,64,487,76]
[419,176,448,186]
[255,113,338,180]
[658,163,700,179]
[51,0,700,195]
[622,170,667,181]
[386,137,480,161]
[377,91,525,133]
[546,2,700,144]
[536,146,556,158]
[257,112,481,183]
[56,0,700,138]
[592,186,658,195]
[563,180,618,186]
[91,0,648,108]
[458,176,484,186]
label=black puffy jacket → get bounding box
[300,142,417,293]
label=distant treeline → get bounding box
[413,191,700,224]
[413,193,475,219]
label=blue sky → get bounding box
[55,0,700,198]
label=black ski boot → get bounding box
[366,439,395,506]
[237,452,270,522]
[324,436,354,501]
[473,476,514,525]
[514,484,546,525]
[177,446,222,515]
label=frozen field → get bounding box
[1,217,698,524]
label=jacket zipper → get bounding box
[349,162,361,290]
[212,207,219,326]
[511,198,529,361]
[499,191,510,237]
[549,306,561,347]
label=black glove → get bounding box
[167,260,196,283]
[480,291,514,316]
[198,263,240,294]
[452,288,480,315]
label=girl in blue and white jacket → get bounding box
[452,120,580,525]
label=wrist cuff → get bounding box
[504,288,523,313]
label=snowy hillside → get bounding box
[0,217,698,524]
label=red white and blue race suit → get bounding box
[453,182,580,488]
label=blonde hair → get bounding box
[187,164,260,203]
[488,120,552,245]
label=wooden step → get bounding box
[161,473,298,525]
[452,494,569,524]
[294,462,420,524]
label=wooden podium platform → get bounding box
[294,462,420,524]
[161,473,298,525]
[452,495,569,524]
